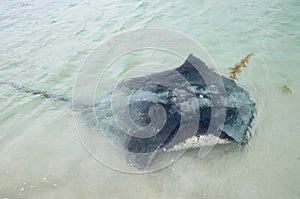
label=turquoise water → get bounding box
[0,0,300,198]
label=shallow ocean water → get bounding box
[0,0,300,198]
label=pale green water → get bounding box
[0,0,300,198]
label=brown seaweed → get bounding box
[282,85,292,94]
[229,53,254,80]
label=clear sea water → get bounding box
[0,0,300,198]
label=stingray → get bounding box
[0,54,255,170]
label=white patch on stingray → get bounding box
[168,134,231,152]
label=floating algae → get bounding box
[281,85,292,94]
[229,53,254,80]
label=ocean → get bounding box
[0,0,299,198]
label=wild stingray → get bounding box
[0,54,255,170]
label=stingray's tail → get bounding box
[0,81,71,102]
